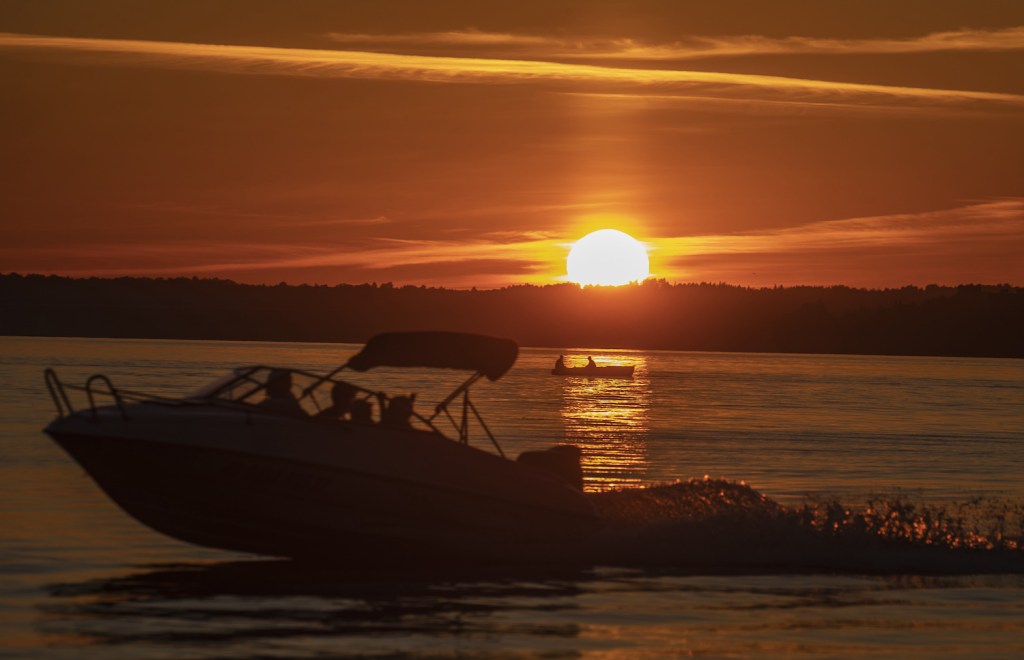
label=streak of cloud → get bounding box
[5,201,1020,288]
[2,32,1022,111]
[0,234,568,285]
[325,26,1024,60]
[327,30,556,49]
[656,199,1024,286]
[658,199,1023,253]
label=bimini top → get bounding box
[345,331,519,381]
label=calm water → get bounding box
[2,336,1023,657]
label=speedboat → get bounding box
[43,332,599,563]
[551,364,635,379]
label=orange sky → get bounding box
[1,0,1022,288]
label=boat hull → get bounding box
[45,406,598,563]
[551,365,635,378]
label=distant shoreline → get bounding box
[4,334,1022,363]
[3,273,1022,359]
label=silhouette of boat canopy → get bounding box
[345,331,518,381]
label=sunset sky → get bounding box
[2,0,1022,289]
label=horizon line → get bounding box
[3,271,1020,293]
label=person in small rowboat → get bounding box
[586,356,597,369]
[555,354,567,370]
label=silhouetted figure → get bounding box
[555,354,567,370]
[316,381,357,420]
[586,356,597,369]
[259,369,305,417]
[350,398,374,424]
[380,393,416,429]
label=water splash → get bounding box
[796,492,1022,552]
[588,478,1024,574]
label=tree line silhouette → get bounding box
[2,273,1022,358]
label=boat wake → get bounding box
[588,478,1024,574]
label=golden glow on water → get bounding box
[558,354,650,491]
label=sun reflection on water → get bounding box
[558,355,651,491]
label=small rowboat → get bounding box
[551,365,635,379]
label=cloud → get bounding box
[656,199,1024,286]
[0,233,566,283]
[638,26,1024,59]
[670,199,1023,251]
[325,26,1024,60]
[326,30,557,50]
[2,32,1022,112]
[5,200,1021,288]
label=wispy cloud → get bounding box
[326,30,557,49]
[4,201,1021,287]
[660,199,1024,252]
[326,26,1024,60]
[655,199,1024,286]
[0,233,567,282]
[2,32,1022,111]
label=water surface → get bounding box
[2,336,1022,657]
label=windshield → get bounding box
[186,366,431,430]
[189,367,328,413]
[187,367,260,400]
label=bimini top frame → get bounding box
[44,331,518,458]
[320,331,519,457]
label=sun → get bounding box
[567,229,650,286]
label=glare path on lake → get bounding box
[558,355,651,491]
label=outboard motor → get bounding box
[516,444,584,491]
